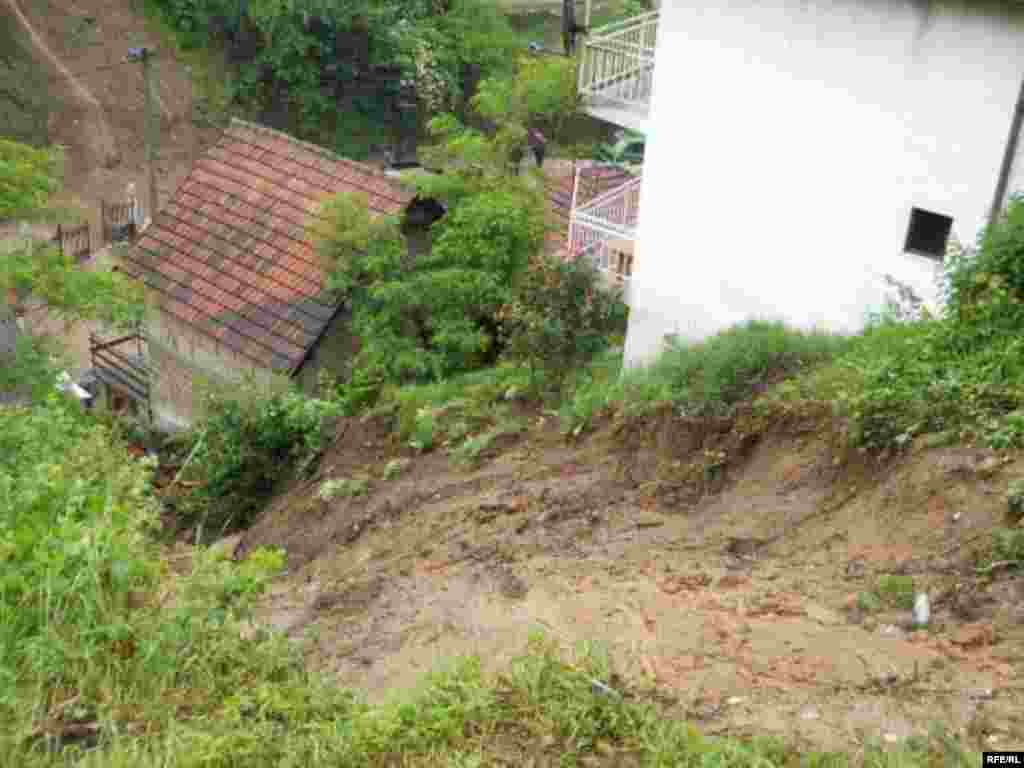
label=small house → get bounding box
[114,119,442,430]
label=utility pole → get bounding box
[127,47,159,225]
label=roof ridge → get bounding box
[227,118,412,193]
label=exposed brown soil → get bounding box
[6,0,220,227]
[237,402,1024,752]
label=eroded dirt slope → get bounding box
[6,0,218,217]
[237,403,1024,753]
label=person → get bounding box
[561,0,588,55]
[508,143,525,176]
[527,127,547,168]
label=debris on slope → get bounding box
[242,400,1024,750]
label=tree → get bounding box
[502,255,628,389]
[311,191,406,297]
[313,185,546,390]
[471,54,579,143]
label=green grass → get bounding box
[768,314,1024,452]
[317,476,370,501]
[450,415,526,466]
[380,363,535,445]
[874,575,916,610]
[561,321,849,434]
[7,626,981,766]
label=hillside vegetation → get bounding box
[3,20,1024,755]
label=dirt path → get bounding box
[239,407,1024,752]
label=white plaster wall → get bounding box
[624,0,1024,366]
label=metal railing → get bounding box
[578,10,658,110]
[568,172,641,282]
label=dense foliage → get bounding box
[169,384,341,537]
[152,0,521,150]
[471,53,579,143]
[314,184,546,390]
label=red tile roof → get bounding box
[125,119,415,373]
[544,162,637,258]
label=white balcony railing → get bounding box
[568,170,641,283]
[578,10,658,114]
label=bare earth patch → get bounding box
[242,406,1024,752]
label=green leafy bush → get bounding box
[502,254,627,391]
[175,385,341,537]
[806,198,1024,452]
[450,417,524,466]
[313,186,546,389]
[1007,479,1024,521]
[986,527,1024,570]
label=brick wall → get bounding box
[147,310,288,430]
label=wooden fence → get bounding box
[101,201,137,245]
[52,222,91,262]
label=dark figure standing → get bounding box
[562,0,587,55]
[508,144,525,175]
[528,128,547,168]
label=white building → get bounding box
[571,0,1024,366]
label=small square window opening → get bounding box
[904,207,953,261]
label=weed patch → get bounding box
[874,575,916,610]
[318,477,370,501]
[450,417,525,466]
[168,384,341,539]
[561,322,846,434]
[774,200,1024,452]
[980,527,1024,573]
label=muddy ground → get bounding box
[233,402,1024,752]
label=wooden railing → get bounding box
[101,201,139,245]
[53,223,92,262]
[578,10,658,111]
[89,331,152,417]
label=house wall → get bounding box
[624,0,1024,365]
[147,308,287,431]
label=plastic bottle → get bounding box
[913,592,930,627]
